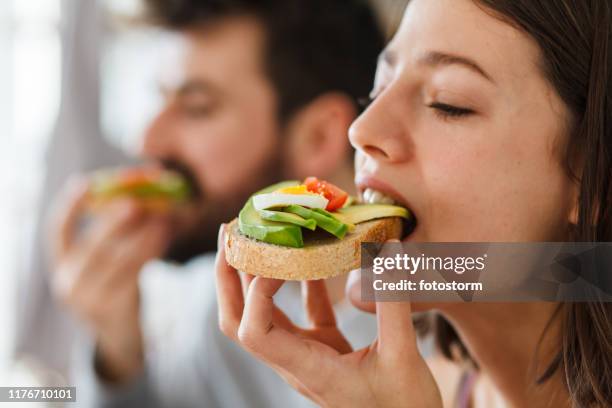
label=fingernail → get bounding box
[346,269,361,298]
[347,269,361,288]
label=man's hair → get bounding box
[143,0,385,120]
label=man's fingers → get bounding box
[56,216,170,308]
[52,176,91,259]
[80,199,143,257]
[100,218,171,289]
[303,280,336,328]
[376,301,418,361]
[214,224,245,340]
[69,200,145,283]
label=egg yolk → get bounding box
[275,185,315,195]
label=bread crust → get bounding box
[224,217,402,280]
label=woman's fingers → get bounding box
[239,272,255,298]
[303,280,336,328]
[375,301,418,362]
[214,225,245,340]
[233,273,360,402]
[240,271,299,332]
[346,269,376,313]
[240,277,284,334]
[271,305,300,332]
[373,239,419,361]
[239,277,314,369]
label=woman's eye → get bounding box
[428,102,475,119]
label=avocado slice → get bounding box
[258,209,317,230]
[284,205,349,239]
[333,204,409,225]
[239,181,305,248]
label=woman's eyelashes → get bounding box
[428,102,475,119]
[357,94,476,121]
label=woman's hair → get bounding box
[425,1,612,406]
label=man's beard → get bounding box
[160,149,285,264]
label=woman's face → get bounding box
[351,0,576,243]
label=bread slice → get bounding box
[224,217,402,280]
[87,196,176,213]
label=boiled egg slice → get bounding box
[253,185,328,210]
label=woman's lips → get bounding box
[355,173,418,240]
[355,174,412,208]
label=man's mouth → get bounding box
[160,159,203,200]
[359,186,418,240]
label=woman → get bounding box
[215,0,612,406]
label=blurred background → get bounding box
[0,0,407,403]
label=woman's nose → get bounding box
[348,91,412,164]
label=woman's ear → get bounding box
[283,93,356,179]
[569,201,579,226]
[568,181,580,226]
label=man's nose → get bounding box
[139,107,174,159]
[348,90,412,164]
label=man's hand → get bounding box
[49,177,172,384]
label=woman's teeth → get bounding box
[362,188,396,205]
[362,187,417,239]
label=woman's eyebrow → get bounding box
[417,51,494,83]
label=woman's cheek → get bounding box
[418,145,517,241]
[423,158,571,242]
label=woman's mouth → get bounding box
[359,186,418,240]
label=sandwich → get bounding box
[88,167,191,211]
[224,177,411,280]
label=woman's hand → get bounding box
[215,225,442,408]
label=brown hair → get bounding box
[141,0,384,121]
[424,1,612,406]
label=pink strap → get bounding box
[456,371,478,408]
